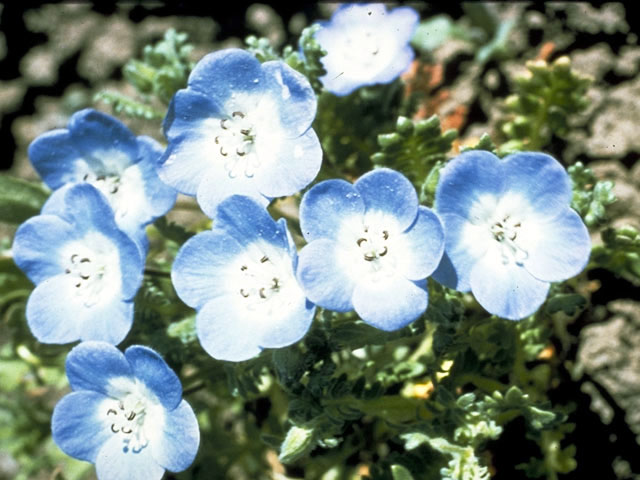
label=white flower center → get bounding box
[488,213,529,266]
[61,233,121,307]
[81,172,132,221]
[215,111,260,179]
[105,392,150,453]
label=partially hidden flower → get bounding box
[12,184,143,344]
[28,108,177,248]
[171,195,315,361]
[314,3,419,96]
[52,341,199,480]
[159,48,322,218]
[432,151,591,320]
[296,168,445,331]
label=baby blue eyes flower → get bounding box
[315,3,419,96]
[159,48,322,218]
[52,341,199,480]
[12,184,143,344]
[28,109,177,245]
[296,168,445,331]
[432,151,591,320]
[171,195,315,362]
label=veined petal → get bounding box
[388,7,421,44]
[394,207,444,280]
[502,152,572,218]
[352,276,427,331]
[253,128,322,199]
[150,400,200,473]
[195,295,265,362]
[296,239,355,312]
[95,434,165,480]
[52,391,112,463]
[158,132,217,195]
[187,49,266,102]
[172,230,244,309]
[12,215,76,284]
[125,346,182,410]
[261,61,317,137]
[470,248,550,320]
[299,179,364,242]
[66,341,132,394]
[257,292,315,350]
[28,129,84,189]
[435,151,505,218]
[521,208,591,282]
[163,89,225,141]
[68,109,139,173]
[355,168,418,231]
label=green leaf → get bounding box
[411,15,453,52]
[391,464,415,480]
[568,161,616,227]
[94,91,163,120]
[0,176,49,224]
[545,293,587,316]
[590,225,640,284]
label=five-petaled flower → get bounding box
[171,195,316,361]
[28,108,177,250]
[158,48,322,218]
[296,168,445,331]
[52,341,199,480]
[314,3,419,96]
[12,184,143,344]
[432,151,591,320]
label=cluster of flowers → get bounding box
[10,4,591,478]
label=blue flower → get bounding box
[52,341,199,480]
[171,195,315,361]
[314,4,419,96]
[12,184,143,344]
[296,168,444,331]
[28,108,177,246]
[159,48,322,218]
[432,151,591,320]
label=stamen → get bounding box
[260,256,269,263]
[111,424,119,433]
[357,238,367,246]
[240,265,248,271]
[379,246,388,257]
[221,119,229,130]
[240,289,249,298]
[220,146,228,157]
[232,111,245,118]
[364,253,376,261]
[107,409,118,416]
[122,426,132,434]
[259,288,266,299]
[382,230,389,240]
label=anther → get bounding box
[80,274,90,280]
[260,256,269,263]
[127,411,136,421]
[379,246,388,257]
[240,289,249,298]
[121,427,133,434]
[220,119,229,130]
[259,288,266,299]
[240,265,248,271]
[215,136,220,144]
[80,258,90,263]
[364,253,376,261]
[220,146,228,157]
[272,278,279,288]
[71,254,79,262]
[107,409,118,416]
[65,268,71,274]
[111,424,119,433]
[236,148,245,156]
[232,111,245,118]
[357,238,367,246]
[382,230,389,240]
[240,129,251,136]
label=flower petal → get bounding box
[253,128,322,198]
[195,296,265,361]
[172,230,243,309]
[95,434,165,480]
[52,391,112,463]
[68,109,139,173]
[124,346,182,410]
[256,293,315,350]
[521,208,591,282]
[435,151,505,218]
[163,89,225,142]
[470,249,550,320]
[26,275,133,345]
[502,152,572,218]
[352,276,427,331]
[355,168,418,231]
[28,129,83,189]
[12,215,76,284]
[296,239,355,312]
[66,341,132,394]
[158,132,217,195]
[299,179,364,242]
[260,61,317,137]
[394,206,445,280]
[187,49,266,101]
[150,400,200,473]
[196,167,269,218]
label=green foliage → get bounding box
[0,176,49,224]
[246,24,327,94]
[568,161,616,227]
[591,225,640,284]
[411,15,454,51]
[124,29,194,104]
[153,215,195,244]
[371,115,458,192]
[95,29,194,119]
[461,133,498,154]
[499,56,592,151]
